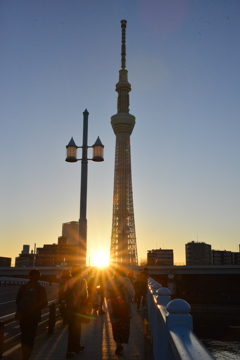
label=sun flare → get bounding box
[92,251,110,267]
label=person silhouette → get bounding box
[16,269,48,360]
[64,265,88,359]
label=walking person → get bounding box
[64,265,88,359]
[127,270,135,286]
[136,267,149,310]
[105,266,135,356]
[16,269,48,360]
[98,269,106,315]
[86,269,99,312]
[127,270,136,302]
[59,269,71,325]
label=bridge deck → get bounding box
[4,305,153,360]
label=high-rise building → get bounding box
[185,241,212,265]
[212,249,240,265]
[15,245,34,267]
[110,20,138,267]
[147,249,174,266]
[62,221,78,244]
[0,257,11,267]
[22,245,30,255]
[232,251,240,265]
[35,237,77,267]
[212,250,232,265]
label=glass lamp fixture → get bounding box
[92,136,104,162]
[66,137,78,162]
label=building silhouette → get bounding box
[62,221,78,244]
[15,245,34,267]
[35,237,77,267]
[15,222,79,267]
[147,249,174,266]
[110,20,138,267]
[212,249,240,265]
[185,241,212,265]
[0,257,11,267]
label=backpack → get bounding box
[64,278,92,323]
[64,278,83,310]
[19,285,40,316]
[110,284,129,318]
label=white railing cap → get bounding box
[156,287,171,296]
[167,299,191,314]
[152,283,162,290]
[148,277,157,285]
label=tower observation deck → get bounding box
[110,20,138,268]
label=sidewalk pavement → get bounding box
[3,304,153,360]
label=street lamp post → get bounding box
[65,109,104,267]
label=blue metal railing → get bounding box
[0,300,60,358]
[147,278,215,360]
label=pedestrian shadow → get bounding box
[4,307,152,360]
[31,322,68,360]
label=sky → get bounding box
[1,0,240,266]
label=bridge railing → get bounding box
[0,300,60,358]
[147,278,215,360]
[0,277,59,287]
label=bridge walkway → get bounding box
[4,305,153,360]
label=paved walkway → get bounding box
[3,305,152,360]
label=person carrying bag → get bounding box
[63,265,88,359]
[16,269,48,360]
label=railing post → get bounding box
[156,287,171,307]
[0,322,4,358]
[48,303,56,334]
[154,287,172,360]
[166,299,192,331]
[147,280,162,341]
[148,279,169,360]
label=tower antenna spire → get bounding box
[110,20,138,268]
[121,20,127,69]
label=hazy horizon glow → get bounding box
[1,0,240,266]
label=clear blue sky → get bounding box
[1,0,240,266]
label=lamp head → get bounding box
[66,137,78,162]
[92,136,104,162]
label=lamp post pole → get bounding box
[78,109,89,266]
[66,109,104,267]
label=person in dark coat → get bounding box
[136,267,149,310]
[86,269,98,312]
[59,269,72,324]
[98,269,107,315]
[16,269,48,360]
[64,265,88,359]
[105,267,135,356]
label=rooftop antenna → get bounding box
[121,20,127,69]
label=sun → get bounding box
[92,251,110,267]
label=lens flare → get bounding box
[92,251,110,267]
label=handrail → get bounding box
[147,278,215,360]
[0,299,59,324]
[0,277,59,287]
[0,300,60,358]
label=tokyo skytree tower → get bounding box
[110,20,138,267]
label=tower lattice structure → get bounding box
[110,20,138,268]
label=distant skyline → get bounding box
[1,1,240,266]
